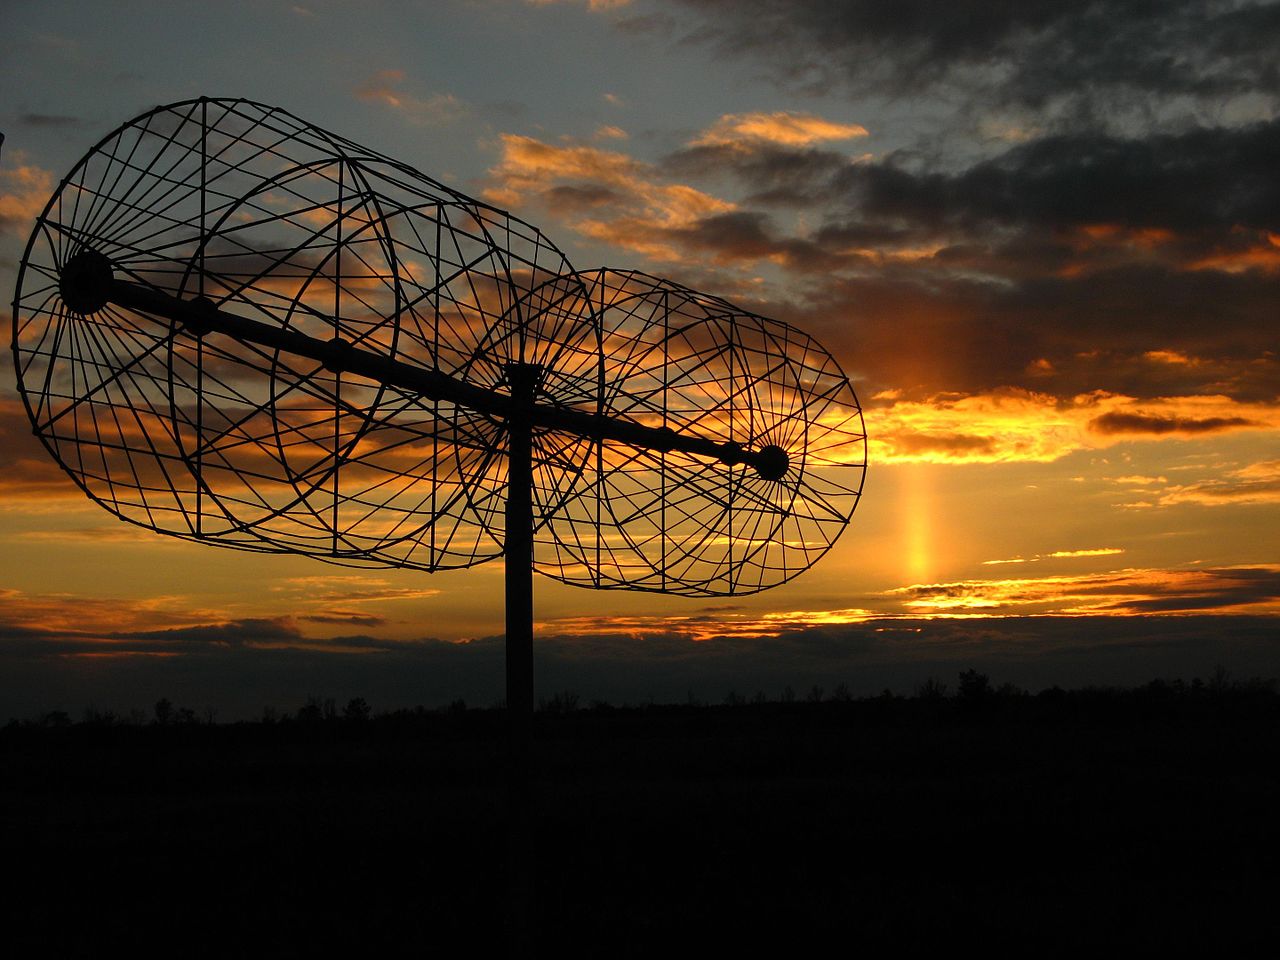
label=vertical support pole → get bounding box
[504,363,538,956]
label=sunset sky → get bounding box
[1,0,1277,718]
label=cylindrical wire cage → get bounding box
[12,98,586,570]
[525,269,866,596]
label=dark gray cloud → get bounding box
[646,120,1280,400]
[544,184,626,212]
[669,211,850,272]
[663,0,1280,119]
[19,113,83,127]
[489,52,1278,402]
[837,120,1280,235]
[299,612,389,627]
[892,566,1280,613]
[1090,412,1260,436]
[663,142,851,207]
[129,617,304,646]
[747,266,1278,401]
[0,617,308,658]
[664,119,1280,251]
[618,10,1279,403]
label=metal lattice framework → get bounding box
[12,97,866,599]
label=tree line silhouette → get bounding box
[10,667,1276,731]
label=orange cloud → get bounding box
[692,112,869,148]
[1188,234,1280,273]
[540,606,877,642]
[983,548,1123,565]
[0,587,228,638]
[269,574,440,605]
[486,133,733,260]
[594,125,629,141]
[1146,460,1280,507]
[526,0,632,9]
[873,389,1278,464]
[0,159,53,234]
[1144,350,1198,366]
[12,526,177,544]
[1046,548,1125,558]
[0,399,89,503]
[1045,223,1280,280]
[533,565,1279,641]
[886,565,1280,617]
[354,71,465,124]
[485,109,867,264]
[0,585,418,659]
[1077,223,1175,247]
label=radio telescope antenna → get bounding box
[12,97,867,945]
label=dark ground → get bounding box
[4,683,1279,954]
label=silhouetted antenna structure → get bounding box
[12,98,865,596]
[11,96,866,947]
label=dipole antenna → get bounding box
[12,98,868,952]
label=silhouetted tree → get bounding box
[539,691,580,714]
[82,705,117,726]
[807,685,825,704]
[830,682,853,703]
[343,697,371,722]
[1209,665,1232,695]
[957,670,992,702]
[915,677,947,700]
[153,698,173,725]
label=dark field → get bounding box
[5,684,1280,954]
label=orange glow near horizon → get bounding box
[901,464,933,584]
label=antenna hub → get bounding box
[60,249,114,315]
[184,296,217,337]
[323,336,354,373]
[755,444,789,481]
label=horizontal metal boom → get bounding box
[108,279,788,478]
